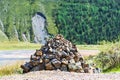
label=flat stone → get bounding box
[51,59,61,69]
[61,51,68,57]
[30,55,39,61]
[45,62,54,70]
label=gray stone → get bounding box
[69,59,75,64]
[68,63,77,72]
[30,55,39,61]
[60,64,68,71]
[51,59,61,69]
[31,64,44,71]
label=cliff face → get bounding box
[32,13,49,44]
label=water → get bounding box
[32,12,49,44]
[0,50,35,66]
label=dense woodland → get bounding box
[54,0,120,44]
[0,0,120,44]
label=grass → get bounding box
[76,43,113,51]
[0,61,23,77]
[0,40,115,50]
[0,41,41,50]
[103,65,120,73]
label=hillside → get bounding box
[0,0,120,44]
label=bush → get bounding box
[94,42,120,70]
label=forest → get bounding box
[53,0,120,44]
[0,0,120,44]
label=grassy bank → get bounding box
[0,42,41,50]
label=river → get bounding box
[0,50,35,66]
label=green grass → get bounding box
[76,43,113,51]
[77,45,101,50]
[0,41,113,51]
[0,41,104,50]
[0,41,41,50]
[0,61,23,77]
[103,65,120,73]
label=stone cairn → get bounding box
[21,34,90,73]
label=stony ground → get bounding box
[0,70,120,80]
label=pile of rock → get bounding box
[21,34,90,73]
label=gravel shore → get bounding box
[0,70,120,80]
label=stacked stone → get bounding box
[21,34,90,73]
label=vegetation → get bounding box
[0,0,120,75]
[0,0,120,44]
[92,42,120,73]
[0,0,58,42]
[0,61,23,77]
[0,30,8,42]
[54,0,120,44]
[0,42,40,50]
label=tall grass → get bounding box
[0,61,23,77]
[93,41,120,73]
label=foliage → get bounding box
[53,0,120,44]
[0,0,58,42]
[0,30,8,42]
[0,0,120,44]
[93,42,120,71]
[0,61,23,76]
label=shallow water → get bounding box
[0,50,35,66]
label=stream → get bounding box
[0,50,35,66]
